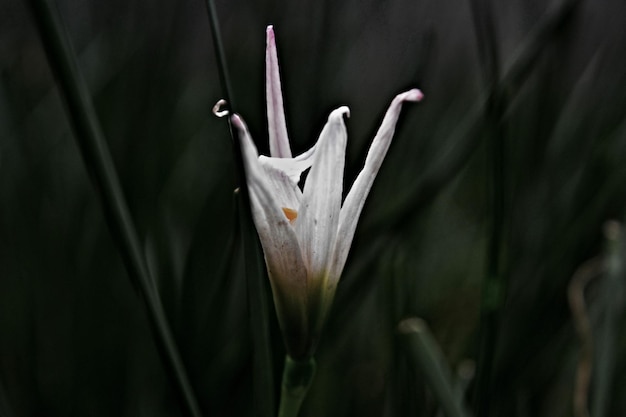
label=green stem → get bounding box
[278,356,317,417]
[28,1,203,416]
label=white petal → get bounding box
[258,142,316,184]
[266,25,292,158]
[330,89,423,282]
[296,107,350,280]
[231,114,309,353]
[258,160,302,211]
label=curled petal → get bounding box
[212,99,230,117]
[266,25,292,158]
[330,89,423,283]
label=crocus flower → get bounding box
[230,26,423,359]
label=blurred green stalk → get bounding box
[204,0,235,112]
[29,0,203,416]
[470,0,583,414]
[592,222,624,417]
[398,318,470,417]
[277,356,316,417]
[469,0,507,409]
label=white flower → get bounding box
[230,25,423,358]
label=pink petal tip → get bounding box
[404,88,424,102]
[231,114,244,128]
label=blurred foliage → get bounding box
[1,0,626,416]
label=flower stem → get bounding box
[278,356,316,417]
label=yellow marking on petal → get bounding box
[282,207,298,224]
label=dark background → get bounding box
[1,0,625,415]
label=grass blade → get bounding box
[204,2,276,416]
[398,318,471,417]
[467,0,508,413]
[203,0,235,112]
[28,0,203,415]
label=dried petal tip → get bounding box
[212,99,230,117]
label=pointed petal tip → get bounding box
[230,113,244,129]
[266,25,275,43]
